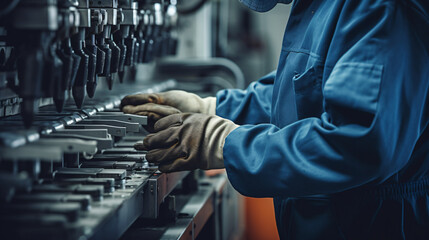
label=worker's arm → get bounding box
[216,71,276,125]
[224,55,429,199]
[223,0,429,198]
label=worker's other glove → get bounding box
[135,113,238,173]
[120,90,216,115]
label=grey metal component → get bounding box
[35,112,85,122]
[60,116,77,125]
[0,137,97,161]
[103,101,115,110]
[0,144,62,161]
[92,104,105,112]
[78,9,91,27]
[153,3,163,26]
[25,130,40,142]
[54,177,116,193]
[121,135,147,142]
[114,141,138,148]
[0,130,39,148]
[122,9,138,25]
[102,147,143,154]
[93,112,148,125]
[65,124,126,137]
[0,132,26,148]
[97,108,121,113]
[53,168,101,178]
[35,138,98,155]
[90,153,146,162]
[91,8,118,25]
[54,167,126,180]
[79,108,97,117]
[121,1,138,25]
[112,99,121,107]
[79,119,140,132]
[42,133,113,150]
[98,169,127,180]
[142,171,189,219]
[81,160,136,170]
[55,129,109,139]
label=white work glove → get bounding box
[120,90,216,132]
[120,90,216,115]
[135,113,238,172]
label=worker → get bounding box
[121,0,429,239]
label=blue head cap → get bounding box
[239,0,292,12]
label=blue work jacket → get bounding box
[216,0,429,239]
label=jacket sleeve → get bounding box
[223,1,429,198]
[216,71,275,125]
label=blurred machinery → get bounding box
[0,0,243,239]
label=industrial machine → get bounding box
[0,0,242,239]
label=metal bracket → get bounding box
[93,112,147,125]
[42,133,113,150]
[65,124,126,137]
[79,119,140,132]
[0,145,63,161]
[35,138,98,155]
[55,129,109,139]
[141,171,189,219]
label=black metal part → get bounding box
[81,160,136,170]
[53,177,116,193]
[124,33,136,66]
[15,31,50,128]
[13,193,92,211]
[91,153,147,162]
[56,41,74,112]
[33,183,104,201]
[71,30,89,109]
[54,167,126,181]
[84,35,98,98]
[96,31,113,88]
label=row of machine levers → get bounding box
[0,80,196,240]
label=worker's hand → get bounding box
[120,90,216,115]
[122,103,181,132]
[135,113,238,172]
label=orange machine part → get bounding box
[244,197,280,240]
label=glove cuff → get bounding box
[201,97,217,115]
[202,116,238,169]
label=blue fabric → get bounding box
[216,0,429,239]
[239,0,293,12]
[217,70,275,125]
